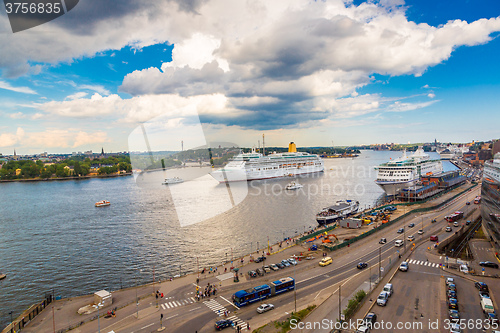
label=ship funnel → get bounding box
[289,142,297,153]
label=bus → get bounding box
[445,211,463,222]
[232,277,295,307]
[474,196,481,204]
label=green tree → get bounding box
[74,161,82,176]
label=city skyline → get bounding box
[1,0,500,154]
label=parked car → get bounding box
[449,309,460,321]
[447,283,457,292]
[418,229,424,235]
[263,265,271,273]
[408,223,415,228]
[383,283,393,297]
[445,277,454,286]
[357,262,368,269]
[480,261,499,269]
[281,260,291,267]
[215,319,234,330]
[485,312,498,324]
[363,312,377,326]
[379,238,387,244]
[376,292,389,306]
[459,265,469,274]
[407,235,415,241]
[319,257,333,267]
[270,264,279,271]
[447,290,457,299]
[254,256,266,263]
[397,228,404,234]
[276,262,284,269]
[288,258,298,265]
[399,261,409,272]
[256,268,265,276]
[256,303,274,313]
[450,323,461,333]
[447,298,458,310]
[248,270,257,277]
[445,226,452,232]
[475,282,489,292]
[479,291,490,299]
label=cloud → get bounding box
[0,128,109,149]
[0,80,37,94]
[386,100,439,112]
[73,131,109,147]
[9,112,26,119]
[80,85,111,96]
[66,92,88,100]
[428,93,436,98]
[0,127,25,147]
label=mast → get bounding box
[262,134,265,156]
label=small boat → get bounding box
[286,181,303,190]
[162,177,184,185]
[316,200,359,225]
[0,273,6,280]
[95,200,111,207]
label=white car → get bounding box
[399,262,408,272]
[407,235,415,241]
[257,303,274,313]
[417,229,424,235]
[288,258,298,265]
[376,291,389,306]
[270,264,279,271]
[395,240,404,247]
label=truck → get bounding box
[445,211,464,222]
[481,297,494,313]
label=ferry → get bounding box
[316,200,359,225]
[95,200,111,207]
[162,177,184,185]
[211,142,324,182]
[285,181,303,190]
[374,147,443,196]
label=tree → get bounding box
[74,161,82,176]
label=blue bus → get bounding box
[232,277,295,307]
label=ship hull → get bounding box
[375,179,419,196]
[211,164,324,182]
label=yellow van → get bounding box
[319,257,333,267]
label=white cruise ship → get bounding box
[374,147,443,196]
[211,142,324,182]
[484,153,500,183]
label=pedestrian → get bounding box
[247,323,250,330]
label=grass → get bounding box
[252,305,316,333]
[343,289,367,319]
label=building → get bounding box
[339,218,362,229]
[481,152,500,256]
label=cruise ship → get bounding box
[210,142,324,182]
[374,147,443,196]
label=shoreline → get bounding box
[0,172,133,183]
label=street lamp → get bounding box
[97,301,103,333]
[9,311,13,330]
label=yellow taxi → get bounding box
[319,257,333,267]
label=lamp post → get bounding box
[97,301,103,333]
[294,260,297,313]
[9,311,13,331]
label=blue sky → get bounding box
[0,0,499,154]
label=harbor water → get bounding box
[0,150,455,327]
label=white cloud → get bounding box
[0,80,37,94]
[428,93,436,98]
[80,85,111,96]
[66,92,88,100]
[387,100,439,112]
[0,127,24,147]
[31,113,44,120]
[9,112,26,119]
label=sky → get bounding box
[0,0,499,154]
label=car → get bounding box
[276,262,284,269]
[447,290,457,299]
[288,258,298,265]
[248,270,257,277]
[270,264,279,271]
[363,312,377,326]
[407,235,415,241]
[485,312,498,324]
[357,262,368,269]
[356,325,370,333]
[479,291,490,299]
[466,220,471,225]
[448,298,458,310]
[376,292,389,306]
[480,261,499,269]
[466,201,471,205]
[215,319,234,330]
[475,282,489,292]
[254,256,266,263]
[281,260,291,267]
[445,277,455,286]
[453,222,459,227]
[447,283,457,292]
[379,238,387,244]
[445,226,452,232]
[449,309,460,321]
[431,219,437,223]
[305,256,314,260]
[408,223,415,228]
[256,303,274,313]
[397,228,404,234]
[383,283,393,297]
[450,323,461,333]
[399,262,408,272]
[395,240,404,247]
[256,268,265,276]
[459,265,469,274]
[319,257,333,267]
[418,229,424,235]
[263,265,271,273]
[430,235,438,241]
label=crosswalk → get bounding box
[160,297,196,309]
[204,299,248,330]
[407,259,441,268]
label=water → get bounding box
[0,150,455,327]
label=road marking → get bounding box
[220,295,239,309]
[189,306,201,312]
[166,314,178,320]
[190,297,195,302]
[140,323,154,329]
[314,290,322,299]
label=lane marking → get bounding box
[220,295,239,310]
[140,323,154,329]
[189,306,201,312]
[166,314,178,320]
